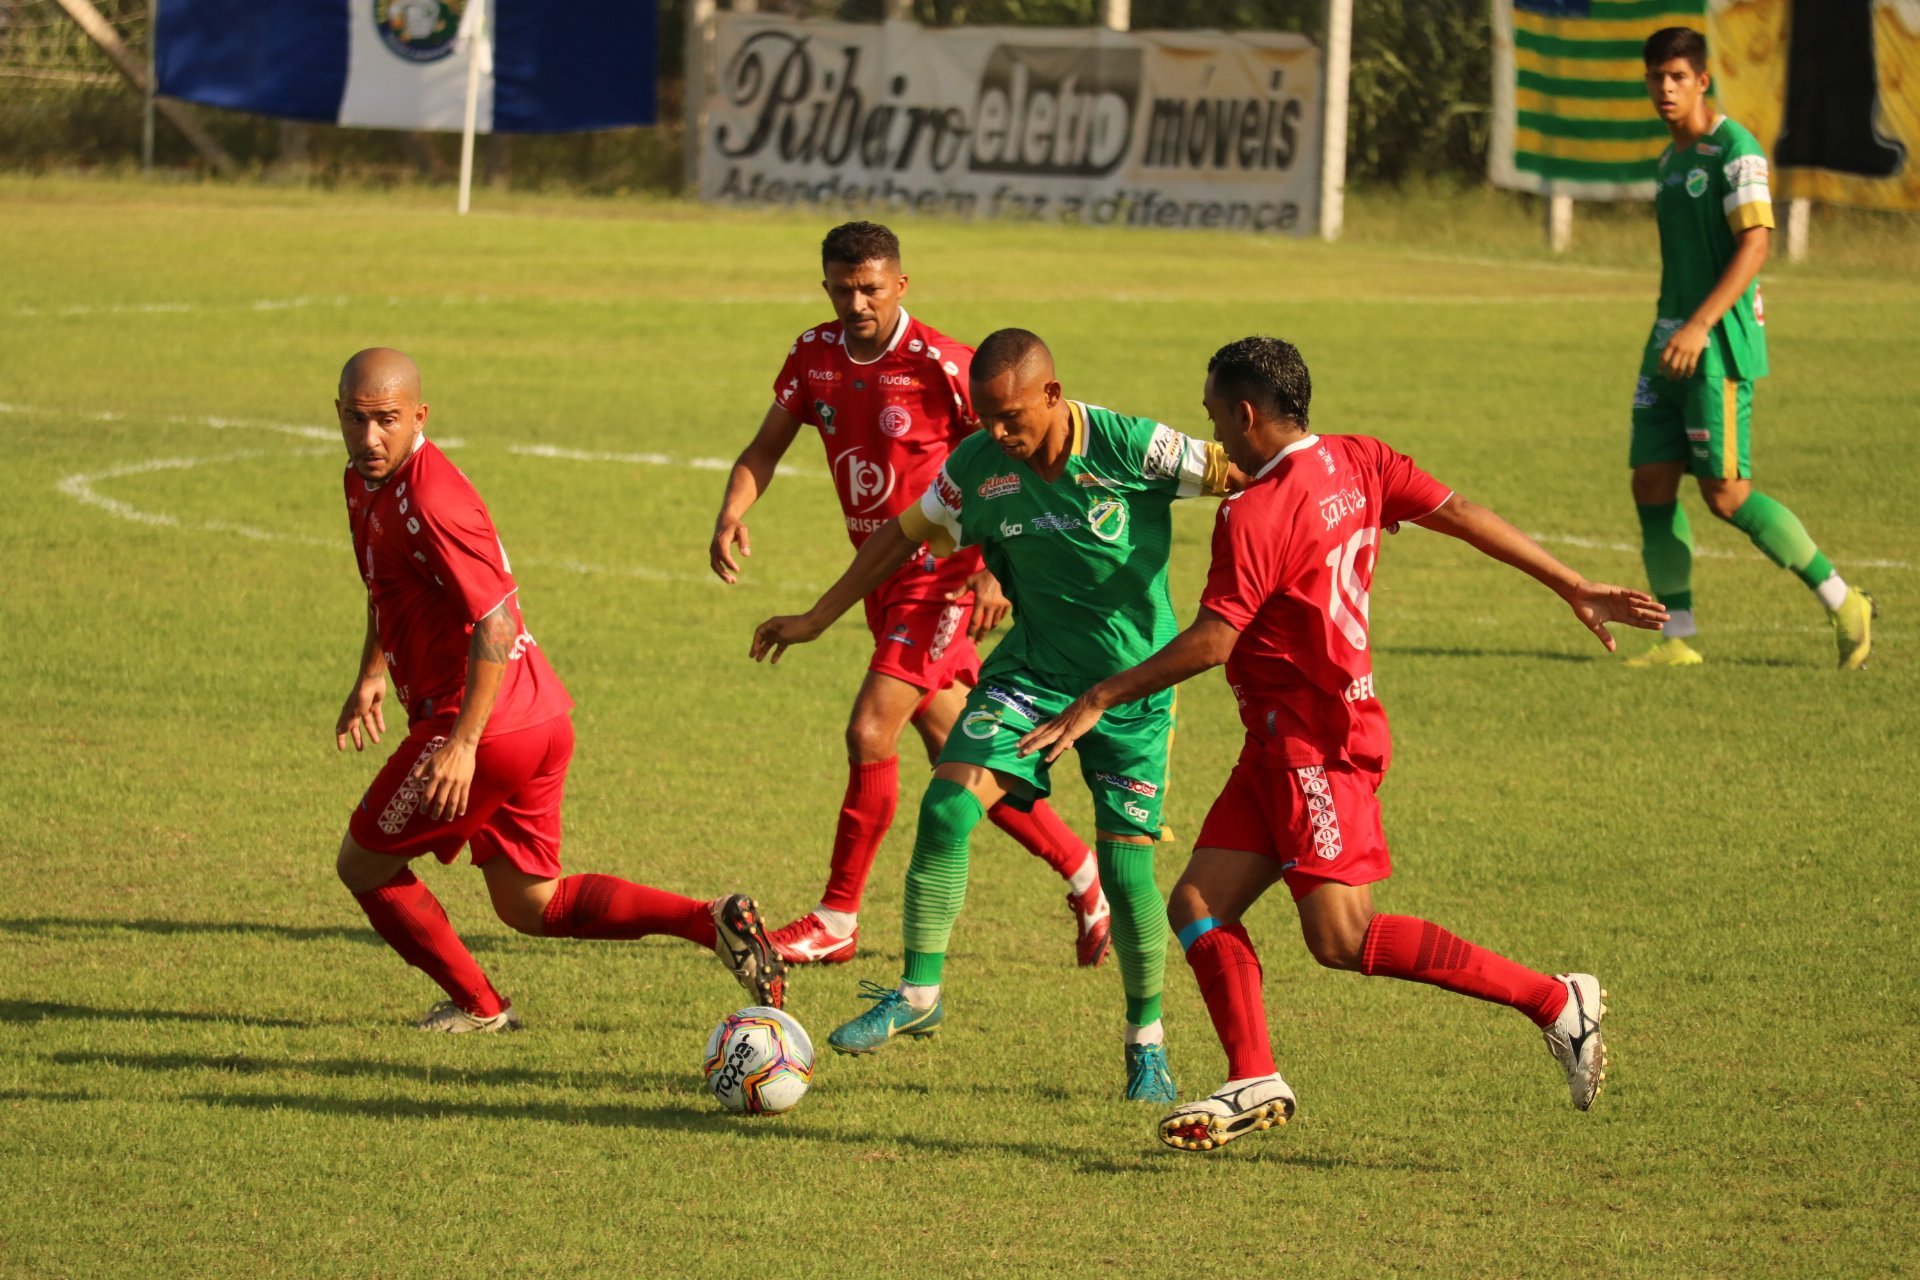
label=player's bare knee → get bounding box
[1700,481,1747,520]
[1167,882,1213,930]
[844,716,899,764]
[1630,466,1682,506]
[336,835,401,894]
[1303,915,1369,970]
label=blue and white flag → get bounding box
[156,0,657,133]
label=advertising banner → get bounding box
[700,16,1322,234]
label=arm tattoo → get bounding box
[470,604,517,664]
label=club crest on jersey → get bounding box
[814,400,837,434]
[1685,168,1709,198]
[375,0,463,64]
[961,709,1004,739]
[1087,499,1127,542]
[834,449,896,513]
[879,405,913,438]
[978,473,1021,499]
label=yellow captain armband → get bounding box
[1201,441,1233,497]
[898,499,957,558]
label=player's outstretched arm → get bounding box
[711,403,805,584]
[1017,609,1240,764]
[1412,496,1668,651]
[335,598,388,752]
[750,518,921,665]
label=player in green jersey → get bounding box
[751,328,1239,1101]
[1628,26,1874,669]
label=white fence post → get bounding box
[1319,0,1352,241]
[1787,196,1810,263]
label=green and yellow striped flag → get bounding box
[1491,0,1708,198]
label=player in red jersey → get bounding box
[1020,337,1667,1147]
[333,348,784,1031]
[711,222,1108,966]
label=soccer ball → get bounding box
[702,1006,814,1115]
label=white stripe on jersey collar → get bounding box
[1255,433,1320,480]
[844,308,912,366]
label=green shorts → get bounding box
[1629,362,1753,480]
[936,667,1172,839]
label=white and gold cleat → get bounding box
[415,999,521,1033]
[1158,1074,1296,1152]
[1543,973,1608,1110]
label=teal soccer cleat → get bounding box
[827,979,944,1055]
[1125,1041,1177,1103]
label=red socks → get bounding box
[1360,914,1568,1027]
[1185,923,1277,1079]
[353,869,505,1018]
[820,757,900,914]
[542,873,715,948]
[987,800,1090,880]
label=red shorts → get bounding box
[348,713,574,879]
[1195,758,1391,901]
[862,563,981,694]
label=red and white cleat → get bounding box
[768,912,858,965]
[1068,884,1112,968]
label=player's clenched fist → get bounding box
[751,613,825,664]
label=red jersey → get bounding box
[1200,434,1452,773]
[344,438,571,736]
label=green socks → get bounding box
[901,779,984,987]
[1729,491,1834,590]
[1098,838,1167,1028]
[1635,500,1695,613]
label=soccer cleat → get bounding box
[1624,636,1703,667]
[415,999,521,1034]
[827,979,943,1055]
[1068,885,1112,968]
[768,912,858,965]
[1159,1074,1296,1152]
[710,894,786,1010]
[1830,588,1877,670]
[1124,1041,1178,1103]
[1542,972,1609,1111]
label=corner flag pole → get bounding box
[456,0,491,215]
[1319,0,1352,241]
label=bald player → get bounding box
[333,348,784,1030]
[752,329,1241,1102]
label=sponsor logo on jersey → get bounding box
[1122,800,1152,824]
[999,519,1024,538]
[1633,376,1656,409]
[935,471,964,514]
[1095,771,1159,798]
[834,448,897,513]
[1724,154,1768,190]
[885,622,915,647]
[1317,487,1367,531]
[879,404,913,438]
[961,709,1003,739]
[806,368,841,382]
[1686,428,1711,442]
[981,684,1038,721]
[878,373,917,388]
[845,515,889,534]
[1141,425,1184,479]
[814,400,838,434]
[1032,511,1082,532]
[1695,142,1722,156]
[1296,765,1343,860]
[1087,498,1127,542]
[978,473,1021,499]
[1685,168,1708,198]
[1343,673,1375,704]
[1074,472,1118,488]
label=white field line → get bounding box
[1528,530,1913,573]
[508,442,820,478]
[5,294,497,319]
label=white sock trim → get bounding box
[1066,851,1098,896]
[1815,573,1849,612]
[1124,1019,1164,1046]
[1662,608,1697,640]
[899,982,940,1010]
[812,906,856,937]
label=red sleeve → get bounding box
[936,341,976,440]
[772,340,806,417]
[1371,438,1452,527]
[1198,496,1281,632]
[414,476,519,625]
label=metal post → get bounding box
[683,0,716,195]
[1547,192,1573,253]
[1319,0,1352,241]
[1787,196,1810,263]
[456,0,487,214]
[1098,0,1129,30]
[141,0,155,171]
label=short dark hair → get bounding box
[972,328,1053,384]
[821,221,901,270]
[1644,27,1707,73]
[1208,336,1310,428]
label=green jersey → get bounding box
[900,400,1228,688]
[1648,115,1774,381]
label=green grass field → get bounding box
[2,176,1916,1278]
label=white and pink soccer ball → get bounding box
[702,1006,814,1115]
